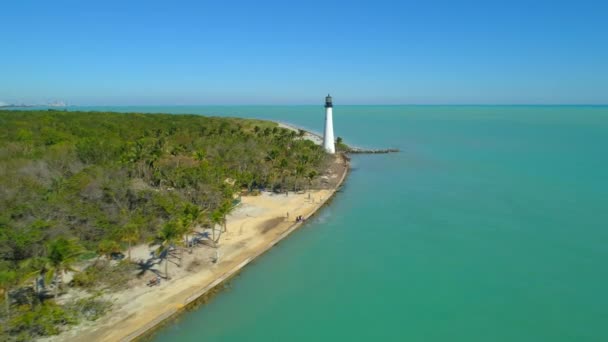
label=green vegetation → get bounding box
[0,110,331,340]
[336,136,349,152]
[71,260,137,291]
[6,295,111,341]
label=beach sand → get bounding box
[45,154,348,342]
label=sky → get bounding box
[1,0,607,105]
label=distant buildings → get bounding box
[0,100,67,108]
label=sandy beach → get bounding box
[44,153,348,342]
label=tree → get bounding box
[294,164,306,191]
[307,170,318,191]
[156,220,183,279]
[0,270,17,317]
[265,149,279,163]
[294,154,311,191]
[0,111,333,340]
[180,204,205,254]
[277,158,290,191]
[44,238,85,298]
[336,136,348,151]
[209,199,231,244]
[120,223,140,261]
[219,200,232,233]
[210,209,225,243]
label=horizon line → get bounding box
[2,103,608,108]
[36,103,608,107]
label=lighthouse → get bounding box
[323,94,335,154]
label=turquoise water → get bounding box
[83,106,608,340]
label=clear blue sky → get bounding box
[1,0,607,105]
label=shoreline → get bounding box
[129,154,349,341]
[50,150,349,342]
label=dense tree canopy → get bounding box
[0,109,330,273]
[0,110,332,340]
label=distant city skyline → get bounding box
[1,0,607,105]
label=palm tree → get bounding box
[181,204,205,254]
[265,149,279,163]
[121,223,140,261]
[210,209,225,243]
[45,238,85,298]
[156,220,183,279]
[277,158,290,191]
[293,164,304,191]
[306,170,318,192]
[336,136,346,151]
[209,199,232,242]
[219,200,232,233]
[181,218,194,255]
[294,155,309,190]
[0,270,17,317]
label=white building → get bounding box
[323,94,335,154]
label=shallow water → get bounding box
[77,105,608,341]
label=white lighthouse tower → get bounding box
[323,94,335,154]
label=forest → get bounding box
[0,110,331,340]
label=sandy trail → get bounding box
[47,156,347,342]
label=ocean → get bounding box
[59,105,608,340]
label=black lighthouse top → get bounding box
[325,94,333,108]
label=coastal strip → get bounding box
[122,154,349,342]
[50,151,349,342]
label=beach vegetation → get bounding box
[336,136,349,151]
[5,295,111,341]
[0,110,330,340]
